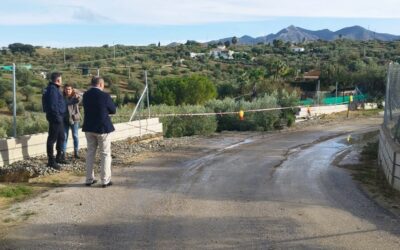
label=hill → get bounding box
[208,25,400,45]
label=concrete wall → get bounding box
[296,104,348,120]
[0,118,162,166]
[378,126,400,191]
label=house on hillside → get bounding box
[190,52,206,59]
[209,45,235,60]
[291,70,321,99]
[302,70,320,80]
[291,46,305,52]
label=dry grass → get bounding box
[336,134,400,216]
[0,172,81,209]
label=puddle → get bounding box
[223,139,254,150]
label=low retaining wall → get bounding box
[378,126,400,191]
[296,104,348,120]
[0,118,162,166]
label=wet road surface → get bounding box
[1,118,400,249]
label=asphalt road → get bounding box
[1,117,400,249]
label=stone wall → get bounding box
[378,126,400,191]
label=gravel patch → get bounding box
[0,135,193,182]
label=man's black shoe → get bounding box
[85,180,98,187]
[47,158,61,170]
[56,152,69,164]
[102,181,113,188]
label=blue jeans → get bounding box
[63,122,79,152]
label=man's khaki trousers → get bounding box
[85,132,112,185]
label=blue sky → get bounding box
[0,0,399,47]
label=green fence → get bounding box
[299,94,367,106]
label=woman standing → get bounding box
[63,84,82,159]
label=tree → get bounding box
[20,85,35,101]
[218,82,237,99]
[127,80,144,92]
[185,40,200,46]
[272,39,284,48]
[0,79,12,97]
[153,75,216,105]
[8,43,35,55]
[103,74,118,87]
[224,40,231,48]
[110,85,121,95]
[153,77,186,105]
[184,75,217,105]
[16,68,33,86]
[232,36,238,45]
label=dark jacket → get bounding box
[42,82,65,123]
[82,87,116,134]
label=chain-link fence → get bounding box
[383,63,400,142]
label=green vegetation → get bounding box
[0,38,396,137]
[153,74,217,105]
[151,105,218,137]
[0,185,33,198]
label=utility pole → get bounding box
[335,81,338,105]
[63,48,66,64]
[113,42,116,60]
[316,80,320,106]
[97,68,100,77]
[146,70,150,118]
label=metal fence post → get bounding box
[12,63,17,138]
[392,153,397,186]
[146,71,150,119]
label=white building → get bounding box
[209,46,235,60]
[291,46,305,52]
[190,52,206,58]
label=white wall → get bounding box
[296,105,348,120]
[0,118,162,166]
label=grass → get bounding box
[346,137,400,206]
[320,108,383,121]
[0,185,33,198]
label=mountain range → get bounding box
[206,25,400,45]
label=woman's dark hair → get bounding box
[63,83,76,97]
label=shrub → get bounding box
[8,102,25,115]
[103,74,118,87]
[150,105,217,137]
[24,99,43,112]
[205,93,294,132]
[127,80,144,92]
[0,99,6,109]
[0,113,48,138]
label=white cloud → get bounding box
[1,0,400,25]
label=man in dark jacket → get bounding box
[82,76,116,188]
[42,72,68,169]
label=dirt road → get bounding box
[1,117,400,249]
